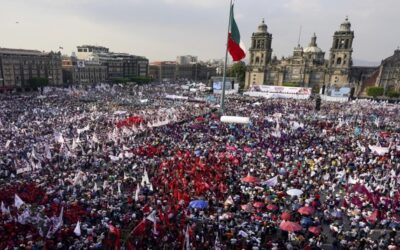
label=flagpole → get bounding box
[220,0,233,114]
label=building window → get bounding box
[336,57,342,65]
[345,39,349,49]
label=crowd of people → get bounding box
[0,83,399,250]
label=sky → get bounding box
[0,0,399,66]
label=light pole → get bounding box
[220,0,233,114]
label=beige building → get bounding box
[149,61,216,82]
[0,48,62,91]
[245,18,354,89]
[62,56,107,85]
[75,45,149,81]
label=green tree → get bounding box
[367,87,384,97]
[28,78,49,89]
[282,82,300,87]
[387,90,400,98]
[129,76,152,85]
[228,62,246,88]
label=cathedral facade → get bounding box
[245,18,354,90]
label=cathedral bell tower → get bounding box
[245,19,273,88]
[328,17,354,87]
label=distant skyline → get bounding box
[1,0,399,66]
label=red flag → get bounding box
[108,224,121,250]
[132,219,146,236]
[142,204,150,214]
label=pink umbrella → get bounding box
[298,206,315,216]
[279,221,302,232]
[253,202,264,208]
[366,210,379,223]
[308,226,322,235]
[241,204,254,212]
[281,212,291,221]
[266,204,279,211]
[241,175,259,183]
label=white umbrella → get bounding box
[287,189,303,196]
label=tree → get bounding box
[387,90,400,98]
[367,87,384,98]
[28,78,49,89]
[129,76,152,85]
[228,62,246,88]
[282,82,300,87]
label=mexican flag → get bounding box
[228,4,246,61]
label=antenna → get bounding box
[297,25,302,47]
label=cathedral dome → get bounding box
[257,18,268,33]
[303,46,322,53]
[303,33,323,53]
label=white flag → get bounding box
[224,196,234,206]
[74,221,81,236]
[17,208,30,224]
[263,176,278,187]
[368,145,389,155]
[109,155,120,162]
[92,133,100,144]
[15,194,25,209]
[124,172,129,180]
[77,125,90,134]
[348,176,357,184]
[54,132,65,144]
[141,169,150,187]
[117,182,122,195]
[1,201,9,214]
[45,144,52,160]
[135,183,140,202]
[5,140,12,149]
[73,171,84,186]
[55,207,64,231]
[146,210,158,235]
[72,138,78,150]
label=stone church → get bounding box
[245,18,355,89]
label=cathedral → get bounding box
[245,18,355,89]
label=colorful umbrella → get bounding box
[266,204,279,211]
[188,200,208,209]
[331,210,343,218]
[279,221,302,232]
[300,217,313,227]
[253,202,264,208]
[281,212,291,221]
[241,175,259,183]
[298,206,315,215]
[308,226,321,235]
[241,204,254,212]
[287,189,303,196]
[366,210,379,223]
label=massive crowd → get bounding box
[0,83,399,250]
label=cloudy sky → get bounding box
[0,0,399,65]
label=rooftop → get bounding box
[0,47,49,56]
